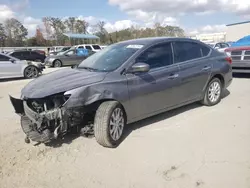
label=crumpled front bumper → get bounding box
[9,95,24,114]
[9,95,69,139]
[9,95,84,139]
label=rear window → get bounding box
[92,45,101,50]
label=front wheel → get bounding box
[201,78,222,106]
[24,65,39,79]
[53,60,62,67]
[94,101,126,148]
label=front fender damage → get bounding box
[9,81,128,144]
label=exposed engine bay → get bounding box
[9,93,94,144]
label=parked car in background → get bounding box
[10,37,233,148]
[100,45,107,49]
[49,46,65,53]
[0,52,44,79]
[72,44,102,52]
[8,50,46,63]
[33,50,46,56]
[225,46,250,73]
[206,42,230,52]
[44,48,94,67]
[49,46,71,56]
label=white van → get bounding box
[73,44,102,52]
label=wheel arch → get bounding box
[210,74,225,88]
[84,98,128,122]
[202,73,225,97]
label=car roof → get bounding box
[116,37,202,46]
[11,50,30,52]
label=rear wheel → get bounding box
[201,78,222,106]
[94,101,126,148]
[53,60,62,67]
[24,65,39,79]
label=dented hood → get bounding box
[21,68,108,98]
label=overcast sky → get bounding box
[0,0,249,36]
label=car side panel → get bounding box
[125,65,181,121]
[0,60,24,78]
[177,58,212,102]
[210,54,233,89]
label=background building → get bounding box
[189,32,226,43]
[226,21,250,42]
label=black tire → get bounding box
[24,65,39,79]
[201,78,222,106]
[94,101,126,148]
[53,59,62,67]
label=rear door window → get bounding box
[173,41,206,63]
[85,45,92,50]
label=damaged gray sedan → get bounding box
[9,37,232,148]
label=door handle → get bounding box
[202,66,211,71]
[168,73,179,79]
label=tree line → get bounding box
[0,17,185,47]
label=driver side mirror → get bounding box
[9,59,16,63]
[128,62,150,73]
[215,46,220,49]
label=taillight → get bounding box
[225,56,232,64]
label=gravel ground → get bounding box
[0,69,250,188]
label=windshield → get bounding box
[77,43,143,72]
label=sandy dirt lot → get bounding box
[0,69,250,188]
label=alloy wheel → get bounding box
[109,108,125,141]
[208,81,221,103]
[25,66,38,78]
